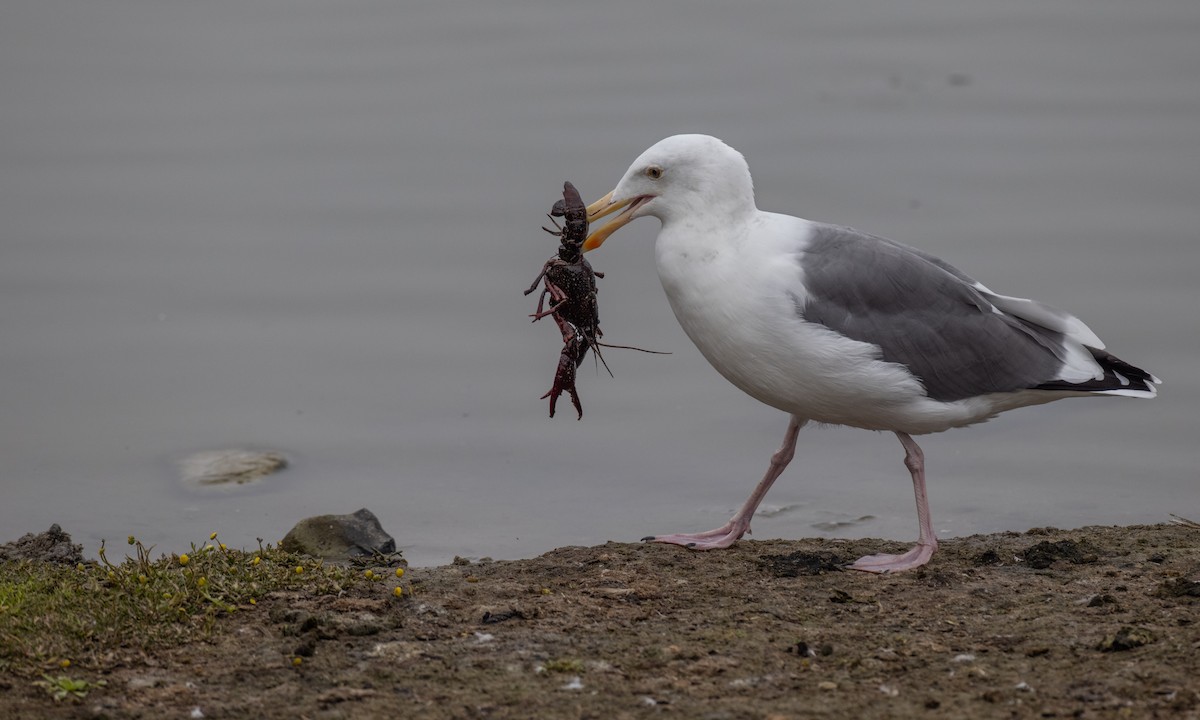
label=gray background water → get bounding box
[2,1,1197,566]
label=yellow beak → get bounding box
[583,191,642,253]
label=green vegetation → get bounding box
[32,674,107,702]
[0,534,362,680]
[542,658,585,673]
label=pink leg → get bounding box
[645,415,807,550]
[848,432,939,573]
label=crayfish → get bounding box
[525,181,609,419]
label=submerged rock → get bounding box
[180,449,287,487]
[281,508,397,561]
[0,524,84,564]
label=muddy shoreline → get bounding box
[2,523,1198,719]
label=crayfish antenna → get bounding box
[590,335,615,379]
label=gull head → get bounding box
[583,134,756,252]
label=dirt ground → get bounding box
[3,523,1198,719]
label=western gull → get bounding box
[579,134,1159,573]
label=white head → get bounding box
[583,135,756,251]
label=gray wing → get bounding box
[797,224,1065,402]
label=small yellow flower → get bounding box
[178,553,190,566]
[364,570,375,580]
[292,657,303,667]
[395,567,405,578]
[541,588,551,595]
[197,577,207,588]
[294,566,304,574]
[59,659,71,669]
[127,536,135,545]
[219,543,227,551]
[76,563,85,572]
[209,532,218,540]
[249,598,257,605]
[138,574,148,584]
[251,556,261,566]
[163,593,171,600]
[393,586,404,598]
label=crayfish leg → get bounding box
[523,267,548,296]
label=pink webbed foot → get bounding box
[846,432,940,573]
[642,416,807,553]
[847,540,937,574]
[642,521,750,551]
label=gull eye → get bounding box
[644,165,663,180]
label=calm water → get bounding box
[2,1,1197,566]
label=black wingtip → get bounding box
[1035,347,1158,395]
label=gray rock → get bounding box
[280,508,396,560]
[0,524,84,564]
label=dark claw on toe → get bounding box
[640,535,656,542]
